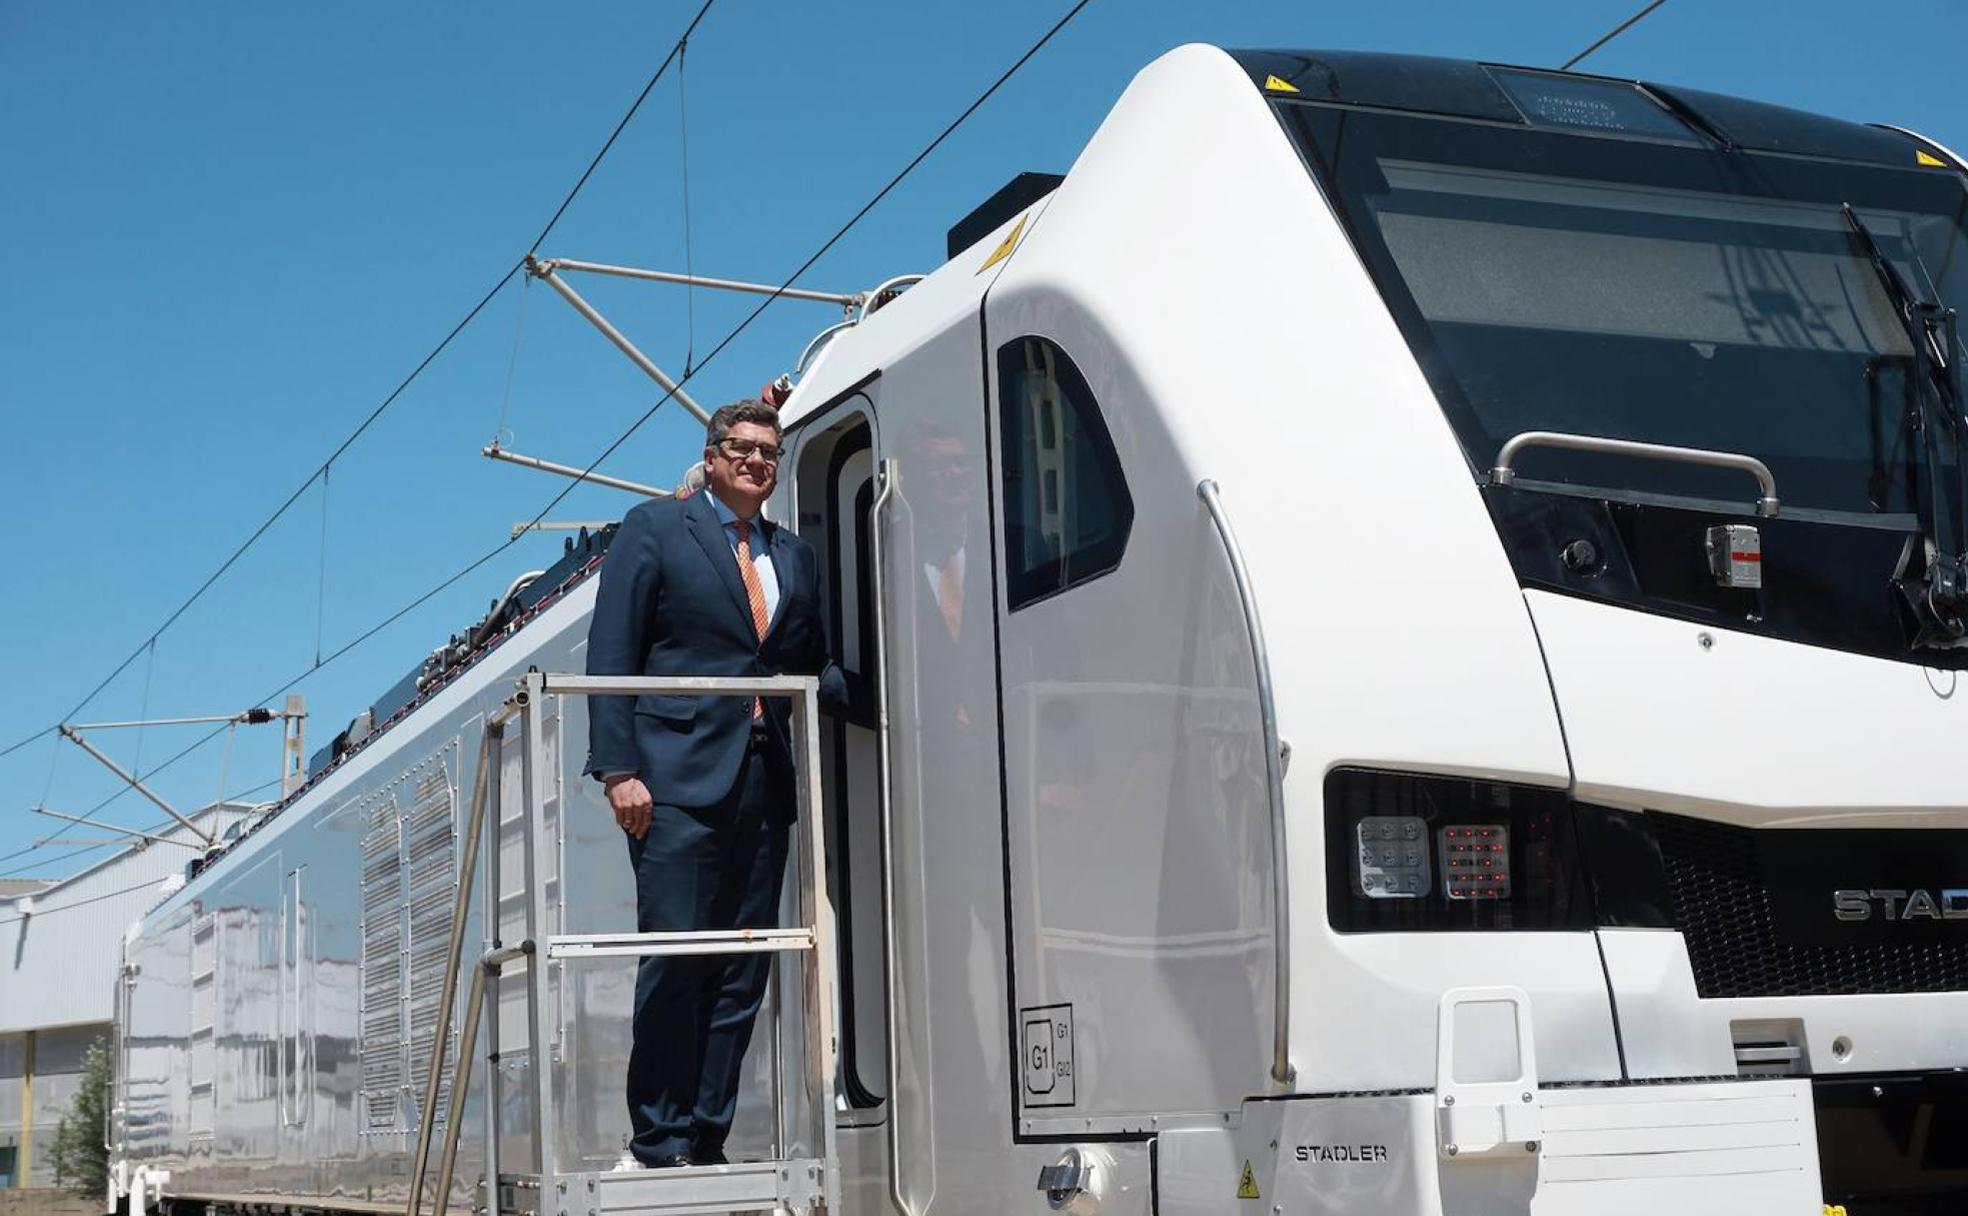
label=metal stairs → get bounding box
[407,672,842,1216]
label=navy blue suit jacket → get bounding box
[585,490,845,812]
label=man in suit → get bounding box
[585,397,844,1169]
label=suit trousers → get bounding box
[623,740,790,1163]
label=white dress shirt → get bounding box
[710,493,780,626]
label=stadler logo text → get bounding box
[1295,1144,1390,1163]
[1832,888,1968,922]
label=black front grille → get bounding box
[1653,812,1968,999]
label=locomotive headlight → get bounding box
[1440,825,1512,900]
[1355,816,1433,898]
[1326,768,1591,932]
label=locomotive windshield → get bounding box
[1281,101,1968,521]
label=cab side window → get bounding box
[996,337,1133,610]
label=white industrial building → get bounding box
[0,804,255,1189]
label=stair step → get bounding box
[545,929,815,960]
[501,1161,824,1216]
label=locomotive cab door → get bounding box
[788,306,1022,1211]
[980,310,1278,1131]
[788,396,892,1136]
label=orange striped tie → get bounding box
[734,520,770,720]
[936,556,962,640]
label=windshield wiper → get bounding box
[1841,203,1968,648]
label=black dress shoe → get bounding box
[650,1151,695,1168]
[694,1146,727,1166]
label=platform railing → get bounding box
[411,672,840,1216]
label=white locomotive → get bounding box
[110,45,1968,1216]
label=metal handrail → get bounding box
[795,319,858,376]
[1196,479,1294,1086]
[543,674,819,696]
[855,274,926,323]
[429,941,533,1216]
[867,458,920,1216]
[546,928,817,960]
[419,672,839,1216]
[1489,430,1780,517]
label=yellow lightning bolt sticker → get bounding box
[1264,74,1300,94]
[977,213,1028,275]
[1236,1160,1261,1200]
[1916,150,1948,168]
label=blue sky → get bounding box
[1,0,1963,880]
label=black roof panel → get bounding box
[1227,49,1523,123]
[1227,48,1934,168]
[948,172,1063,261]
[1643,81,1928,167]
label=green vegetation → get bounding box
[50,1037,110,1196]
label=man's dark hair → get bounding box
[705,399,782,448]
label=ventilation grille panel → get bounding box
[1654,812,1968,999]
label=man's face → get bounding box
[921,435,972,510]
[706,420,781,507]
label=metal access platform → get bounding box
[406,672,841,1216]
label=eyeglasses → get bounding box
[716,438,783,464]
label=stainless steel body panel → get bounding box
[114,586,818,1212]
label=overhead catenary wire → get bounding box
[677,37,698,375]
[116,0,1104,792]
[491,275,531,446]
[225,775,287,805]
[38,729,62,807]
[0,0,719,770]
[215,719,238,810]
[0,725,56,765]
[0,754,285,882]
[522,1,717,255]
[520,0,1101,526]
[0,876,178,928]
[272,0,1104,690]
[3,0,1090,880]
[27,675,299,861]
[0,261,523,766]
[4,699,300,874]
[0,3,723,873]
[0,721,235,876]
[1561,0,1669,71]
[131,638,156,775]
[0,783,269,926]
[316,463,332,668]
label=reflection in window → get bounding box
[997,337,1133,610]
[1283,100,1968,516]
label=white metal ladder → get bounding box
[408,672,842,1216]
